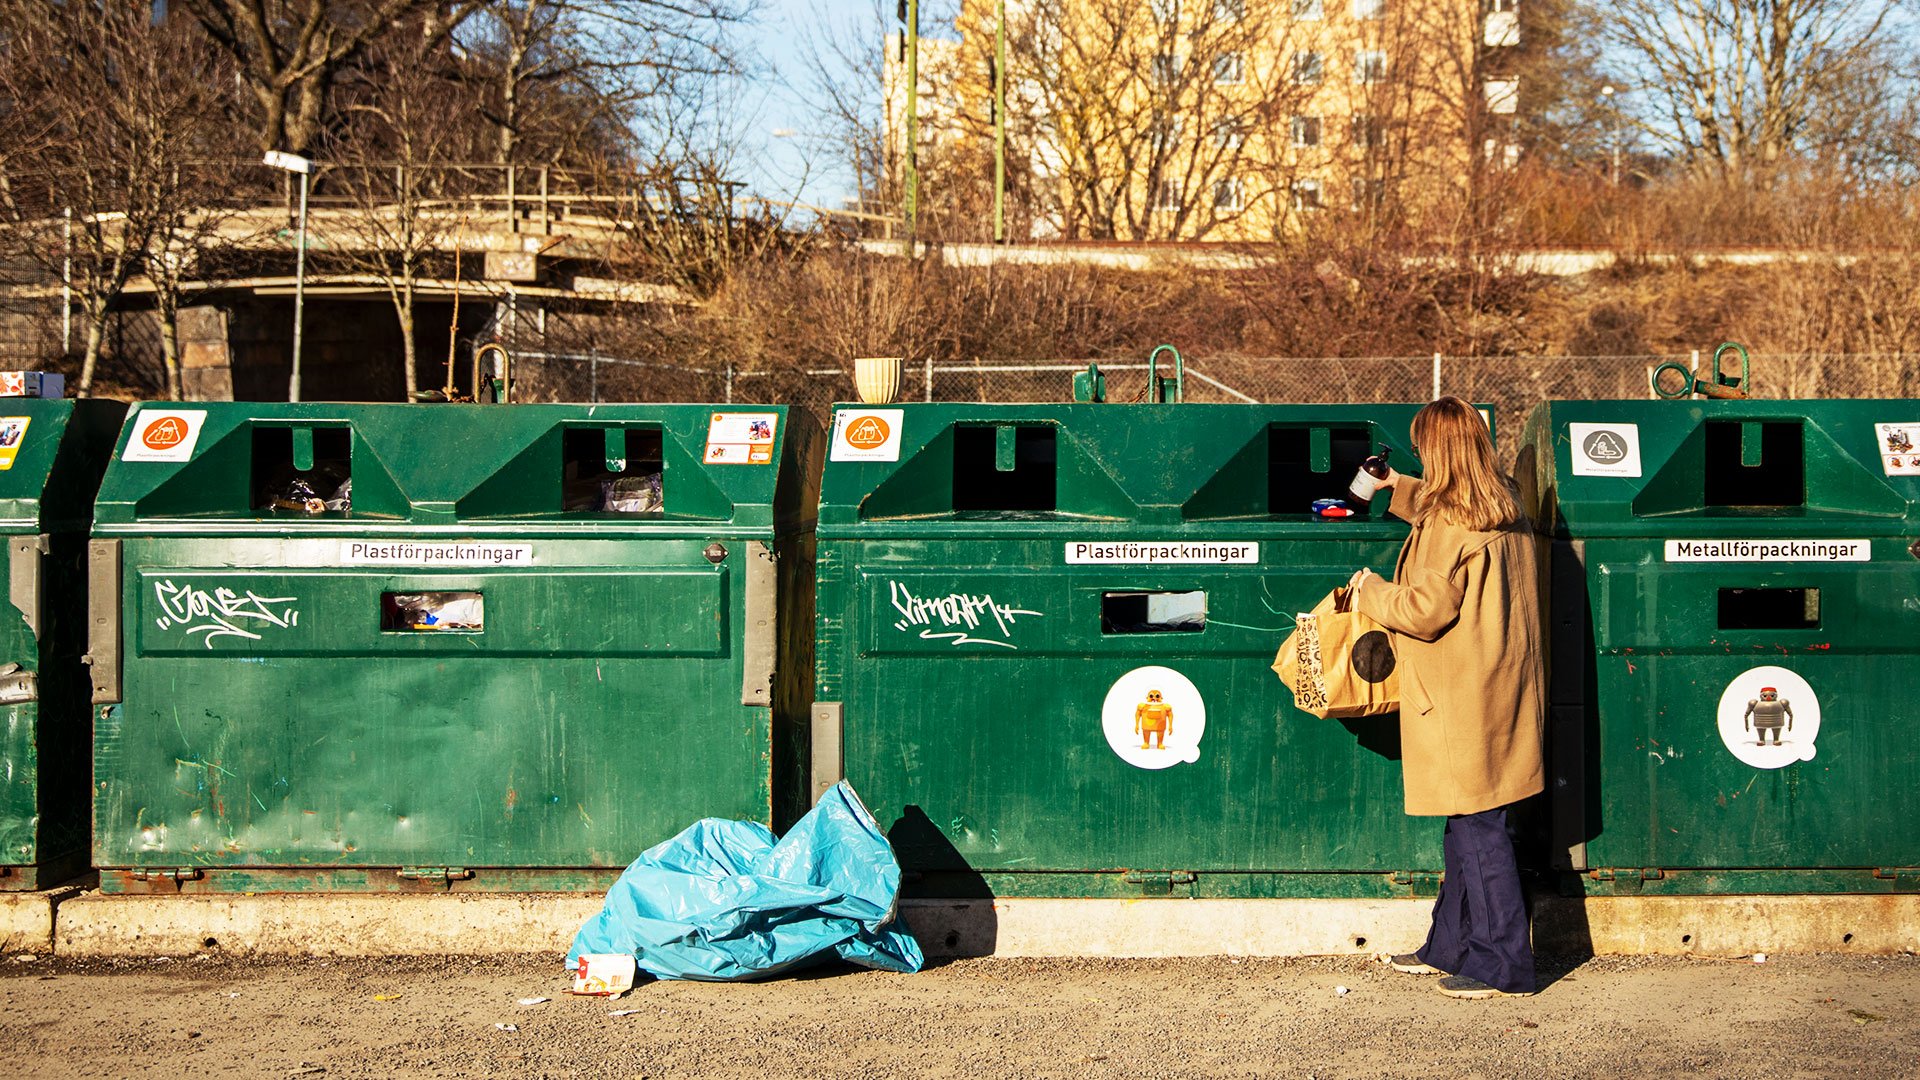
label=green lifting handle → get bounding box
[1146,344,1185,403]
[1652,341,1750,400]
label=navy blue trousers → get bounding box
[1415,805,1535,994]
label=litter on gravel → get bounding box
[493,1023,518,1032]
[517,997,550,1006]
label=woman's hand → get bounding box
[1348,567,1374,593]
[1376,467,1401,490]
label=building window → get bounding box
[1154,179,1184,212]
[1292,0,1324,19]
[1292,178,1323,210]
[1352,0,1385,18]
[1350,176,1386,210]
[1485,10,1519,47]
[1214,178,1245,212]
[1213,117,1246,148]
[1291,115,1322,147]
[1354,50,1387,83]
[1215,0,1247,22]
[1349,113,1378,150]
[1153,53,1183,85]
[1485,77,1519,114]
[1292,51,1324,85]
[1214,52,1245,85]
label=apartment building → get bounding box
[884,0,1523,240]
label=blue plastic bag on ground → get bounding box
[566,781,924,981]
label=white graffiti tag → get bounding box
[152,580,301,646]
[890,580,1043,649]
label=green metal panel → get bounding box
[1522,399,1920,895]
[0,398,126,890]
[815,403,1471,899]
[91,403,819,893]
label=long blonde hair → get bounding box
[1410,396,1518,531]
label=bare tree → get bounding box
[455,0,754,167]
[323,35,474,395]
[1600,0,1905,185]
[0,1,236,394]
[798,0,893,214]
[1002,0,1320,240]
[172,0,490,154]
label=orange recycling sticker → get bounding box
[844,415,890,450]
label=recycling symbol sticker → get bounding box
[1569,422,1642,478]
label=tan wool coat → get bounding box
[1352,476,1545,817]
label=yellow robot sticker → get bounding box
[1101,665,1206,771]
[1715,665,1822,769]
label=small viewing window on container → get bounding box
[382,592,485,633]
[1102,591,1207,634]
[562,427,665,514]
[253,426,352,516]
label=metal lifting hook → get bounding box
[473,342,513,403]
[1145,344,1185,403]
[1652,342,1750,400]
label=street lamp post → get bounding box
[262,150,313,402]
[1600,85,1619,186]
[993,0,1006,243]
[899,0,919,254]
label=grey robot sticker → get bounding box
[1746,686,1792,745]
[1715,665,1822,769]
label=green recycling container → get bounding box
[1521,399,1920,894]
[812,401,1474,899]
[0,398,125,890]
[88,402,818,893]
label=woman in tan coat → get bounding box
[1349,396,1545,999]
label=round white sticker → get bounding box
[1716,665,1821,769]
[1101,665,1206,770]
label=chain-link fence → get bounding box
[506,350,1920,463]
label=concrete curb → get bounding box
[0,886,83,954]
[56,892,604,958]
[34,892,1920,959]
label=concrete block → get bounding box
[0,886,81,954]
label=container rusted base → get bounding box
[95,866,625,896]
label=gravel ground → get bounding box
[1,951,1916,1078]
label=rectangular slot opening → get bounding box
[1718,587,1819,630]
[253,426,352,515]
[1704,421,1804,507]
[381,591,485,633]
[953,425,1057,512]
[561,427,664,514]
[1101,591,1207,634]
[1267,425,1373,514]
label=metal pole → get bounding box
[506,164,518,234]
[924,355,934,401]
[290,170,309,402]
[725,362,735,404]
[993,0,1006,243]
[1431,352,1442,401]
[904,0,920,253]
[60,207,71,356]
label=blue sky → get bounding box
[735,0,869,206]
[732,0,958,208]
